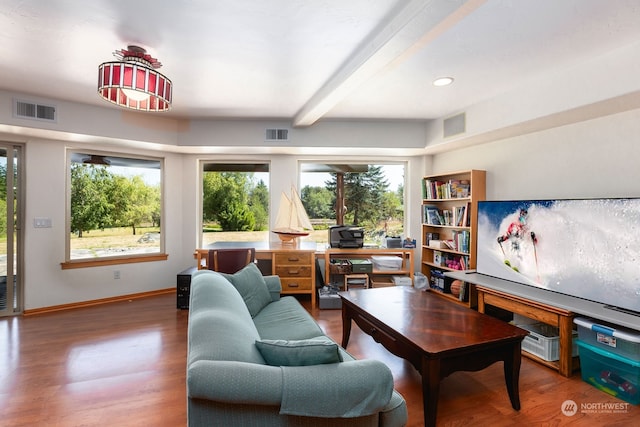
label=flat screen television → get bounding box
[476,198,640,315]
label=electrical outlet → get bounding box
[34,217,52,228]
[113,270,120,280]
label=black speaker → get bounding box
[177,266,197,309]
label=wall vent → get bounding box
[13,99,57,122]
[265,128,289,141]
[443,112,465,138]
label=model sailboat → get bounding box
[272,186,313,242]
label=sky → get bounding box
[299,164,405,191]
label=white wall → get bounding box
[9,87,640,311]
[15,132,425,310]
[23,140,189,310]
[430,108,640,200]
[180,119,428,150]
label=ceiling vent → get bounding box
[265,128,289,141]
[13,99,57,122]
[443,112,465,138]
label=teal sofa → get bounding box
[187,265,408,426]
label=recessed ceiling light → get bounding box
[433,77,454,87]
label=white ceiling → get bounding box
[1,0,640,127]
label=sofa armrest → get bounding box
[188,360,283,405]
[280,359,394,418]
[263,275,282,301]
[188,358,394,419]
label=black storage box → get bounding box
[350,259,373,273]
[177,266,197,309]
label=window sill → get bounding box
[60,253,168,269]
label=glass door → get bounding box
[0,144,22,316]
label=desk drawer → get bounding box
[275,266,312,278]
[274,252,312,265]
[281,278,313,291]
[354,314,398,351]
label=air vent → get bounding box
[13,99,57,122]
[443,112,465,138]
[265,128,289,141]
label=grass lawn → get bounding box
[70,227,161,251]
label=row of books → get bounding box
[426,232,469,254]
[422,203,470,227]
[450,230,470,253]
[422,178,471,199]
[433,251,469,270]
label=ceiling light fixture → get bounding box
[433,77,454,87]
[97,45,172,112]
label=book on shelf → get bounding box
[459,282,467,301]
[443,240,456,250]
[423,178,471,200]
[423,205,441,225]
[462,202,470,227]
[443,209,451,226]
[433,251,443,266]
[425,232,439,245]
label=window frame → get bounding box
[298,160,407,245]
[199,160,271,248]
[61,149,167,269]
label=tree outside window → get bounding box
[300,163,405,246]
[201,163,270,246]
[67,152,162,261]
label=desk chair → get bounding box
[207,248,256,274]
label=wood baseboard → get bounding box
[23,288,176,316]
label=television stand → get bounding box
[448,270,640,377]
[475,284,577,377]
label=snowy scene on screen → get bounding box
[477,199,640,314]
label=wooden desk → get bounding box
[324,247,414,288]
[339,287,527,427]
[197,241,319,308]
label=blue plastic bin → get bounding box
[577,339,640,405]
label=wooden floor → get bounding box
[1,293,638,426]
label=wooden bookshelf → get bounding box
[420,170,486,308]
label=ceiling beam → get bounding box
[292,0,486,127]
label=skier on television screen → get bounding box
[497,209,537,251]
[496,208,539,274]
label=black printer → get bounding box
[329,225,364,248]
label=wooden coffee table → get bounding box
[339,286,528,427]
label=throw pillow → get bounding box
[220,263,272,317]
[255,338,343,366]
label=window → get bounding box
[201,162,270,247]
[63,151,164,267]
[299,162,405,246]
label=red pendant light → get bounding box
[98,45,172,112]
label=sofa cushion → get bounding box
[188,271,265,365]
[253,296,325,340]
[256,338,343,366]
[220,263,272,317]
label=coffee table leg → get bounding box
[421,357,441,427]
[341,303,352,348]
[503,343,522,410]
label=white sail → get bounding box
[273,186,313,236]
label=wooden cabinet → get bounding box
[274,251,314,294]
[197,242,318,308]
[324,248,414,289]
[420,170,485,307]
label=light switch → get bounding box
[34,217,52,228]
